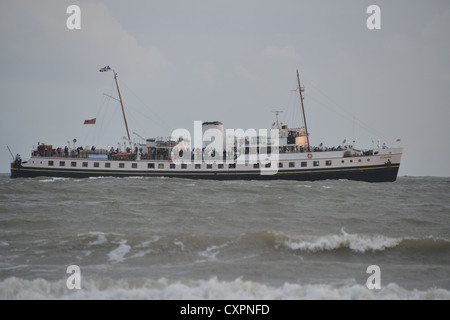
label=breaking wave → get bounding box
[1,277,449,300]
[277,229,401,253]
[261,229,450,254]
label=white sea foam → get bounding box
[128,236,160,258]
[88,176,120,180]
[279,229,402,253]
[174,240,185,251]
[1,277,449,300]
[77,231,119,247]
[107,240,131,263]
[38,177,70,183]
[86,232,108,246]
[136,236,160,248]
[198,243,229,261]
[128,250,151,259]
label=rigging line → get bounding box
[286,97,299,128]
[96,100,122,147]
[95,78,116,121]
[284,88,303,129]
[289,75,307,129]
[311,83,391,140]
[293,91,304,127]
[81,79,115,148]
[306,94,391,143]
[302,78,354,118]
[81,124,95,148]
[124,107,150,142]
[303,78,392,142]
[128,99,172,137]
[117,79,173,132]
[89,97,119,148]
[96,79,118,145]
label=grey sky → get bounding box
[1,0,449,176]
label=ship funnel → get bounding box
[202,121,225,155]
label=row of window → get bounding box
[47,158,371,170]
[48,160,112,168]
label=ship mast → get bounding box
[113,70,131,142]
[271,110,283,129]
[296,70,310,148]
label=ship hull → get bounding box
[11,161,400,182]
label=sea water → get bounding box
[0,174,449,299]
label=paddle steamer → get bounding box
[10,68,403,182]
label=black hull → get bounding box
[11,162,400,183]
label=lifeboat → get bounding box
[111,152,136,160]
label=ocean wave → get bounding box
[263,230,450,254]
[1,277,449,300]
[400,236,450,251]
[280,230,402,253]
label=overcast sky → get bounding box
[1,0,449,176]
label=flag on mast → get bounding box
[99,65,111,72]
[84,118,96,125]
